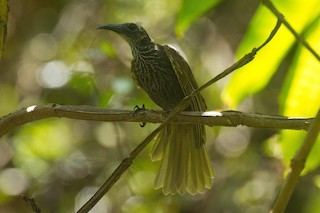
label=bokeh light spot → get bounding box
[111,77,134,95]
[0,168,29,195]
[38,60,71,88]
[215,127,250,157]
[30,34,57,60]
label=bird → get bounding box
[97,23,214,195]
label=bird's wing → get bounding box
[164,45,206,111]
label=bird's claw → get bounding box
[134,104,145,112]
[133,104,146,127]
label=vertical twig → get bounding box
[270,109,320,213]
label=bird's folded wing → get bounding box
[163,45,206,111]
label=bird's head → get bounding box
[97,23,152,47]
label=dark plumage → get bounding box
[97,23,214,195]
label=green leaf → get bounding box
[279,16,320,172]
[175,0,221,36]
[222,0,319,108]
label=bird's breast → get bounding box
[131,55,185,110]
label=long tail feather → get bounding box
[150,124,214,195]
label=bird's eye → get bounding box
[128,23,137,31]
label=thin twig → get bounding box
[270,109,320,213]
[77,19,282,213]
[262,0,320,61]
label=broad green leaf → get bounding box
[175,0,221,36]
[280,16,320,117]
[222,0,319,108]
[280,16,320,172]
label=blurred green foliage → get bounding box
[0,0,319,213]
[175,0,222,36]
[222,0,320,175]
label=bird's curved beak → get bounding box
[96,24,124,33]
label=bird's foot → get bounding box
[133,104,146,127]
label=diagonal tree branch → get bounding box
[0,104,313,137]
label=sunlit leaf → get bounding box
[279,16,320,172]
[175,0,221,36]
[222,0,319,108]
[280,16,320,117]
